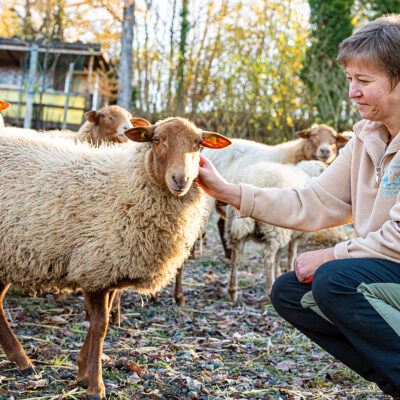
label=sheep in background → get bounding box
[203,124,349,174]
[76,105,150,145]
[0,104,150,146]
[0,100,10,128]
[0,118,230,399]
[224,160,327,302]
[203,126,352,258]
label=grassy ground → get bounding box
[0,214,389,400]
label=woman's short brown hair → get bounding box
[336,14,400,88]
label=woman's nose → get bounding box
[349,82,361,99]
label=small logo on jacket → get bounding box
[381,161,400,196]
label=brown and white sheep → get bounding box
[0,118,230,399]
[76,105,150,145]
[0,104,149,146]
[202,124,352,258]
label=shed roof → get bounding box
[0,37,109,69]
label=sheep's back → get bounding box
[0,133,207,294]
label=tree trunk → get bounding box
[176,0,189,116]
[118,0,135,111]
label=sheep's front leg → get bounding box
[274,248,283,280]
[0,283,36,375]
[288,238,299,271]
[228,238,245,302]
[173,266,185,306]
[262,242,278,297]
[77,289,114,399]
[110,290,121,324]
[217,217,232,259]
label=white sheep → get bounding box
[224,160,327,302]
[0,118,230,399]
[0,100,10,128]
[203,124,349,176]
[203,126,352,258]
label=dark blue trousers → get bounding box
[271,258,400,396]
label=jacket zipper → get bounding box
[375,165,381,187]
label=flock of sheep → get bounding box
[0,100,352,399]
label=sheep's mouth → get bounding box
[169,187,190,196]
[168,176,191,196]
[317,154,333,162]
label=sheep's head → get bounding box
[124,117,231,196]
[84,105,150,144]
[296,124,350,164]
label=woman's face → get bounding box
[346,59,400,130]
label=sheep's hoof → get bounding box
[174,296,185,306]
[20,366,37,376]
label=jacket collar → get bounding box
[353,119,400,164]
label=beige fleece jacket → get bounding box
[238,119,400,262]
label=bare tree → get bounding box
[176,0,189,116]
[118,0,135,111]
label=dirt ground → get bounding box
[0,213,389,399]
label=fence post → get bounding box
[62,62,75,130]
[91,74,100,110]
[24,44,38,129]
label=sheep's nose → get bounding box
[172,175,189,191]
[320,148,331,157]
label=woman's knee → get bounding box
[271,271,308,317]
[312,259,358,310]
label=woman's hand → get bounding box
[197,154,241,208]
[295,247,335,283]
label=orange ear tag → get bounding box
[203,136,229,149]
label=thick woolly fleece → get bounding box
[203,137,329,181]
[0,131,207,294]
[225,161,326,250]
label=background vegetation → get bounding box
[1,0,400,142]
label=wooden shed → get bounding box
[0,38,112,130]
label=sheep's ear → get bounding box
[296,129,310,139]
[85,110,99,123]
[131,117,151,127]
[201,131,232,149]
[336,132,353,149]
[124,125,156,142]
[0,100,10,111]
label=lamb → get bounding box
[224,160,327,302]
[0,99,10,128]
[0,118,231,399]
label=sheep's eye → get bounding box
[153,137,160,143]
[100,113,106,118]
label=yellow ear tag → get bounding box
[141,132,146,138]
[210,136,217,144]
